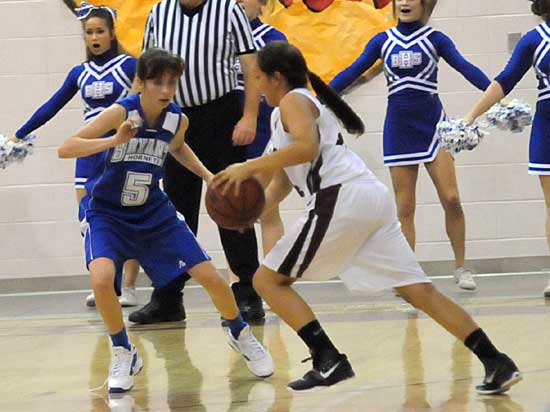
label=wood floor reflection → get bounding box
[0,303,549,411]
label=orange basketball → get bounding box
[205,178,265,230]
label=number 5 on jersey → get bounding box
[122,172,153,206]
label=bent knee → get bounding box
[90,271,116,292]
[89,259,116,291]
[396,282,436,309]
[253,267,292,295]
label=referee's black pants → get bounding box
[164,91,260,289]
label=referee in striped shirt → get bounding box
[129,0,264,324]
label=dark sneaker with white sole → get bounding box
[476,353,522,395]
[288,353,355,392]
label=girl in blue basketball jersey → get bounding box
[58,48,273,393]
[330,0,489,290]
[464,0,550,298]
[10,3,140,307]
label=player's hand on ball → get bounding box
[212,162,253,196]
[7,135,19,143]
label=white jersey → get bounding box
[269,88,376,200]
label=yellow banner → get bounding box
[81,0,393,81]
[263,0,393,81]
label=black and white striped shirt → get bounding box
[143,0,256,107]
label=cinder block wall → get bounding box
[0,0,544,279]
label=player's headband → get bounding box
[75,2,117,22]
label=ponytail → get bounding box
[307,71,365,135]
[258,41,365,135]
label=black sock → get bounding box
[297,320,339,358]
[464,328,500,361]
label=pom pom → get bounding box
[0,134,36,169]
[436,118,486,154]
[486,99,532,133]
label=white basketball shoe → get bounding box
[228,325,274,378]
[108,345,143,393]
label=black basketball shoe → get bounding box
[288,353,355,392]
[476,353,522,395]
[128,288,185,324]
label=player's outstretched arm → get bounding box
[169,116,214,183]
[58,104,130,159]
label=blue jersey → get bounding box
[330,20,490,166]
[87,94,182,226]
[16,50,137,190]
[235,18,287,91]
[494,22,550,175]
[330,21,490,97]
[17,50,136,136]
[495,22,550,102]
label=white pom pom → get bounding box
[436,118,486,154]
[0,134,37,169]
[486,99,532,133]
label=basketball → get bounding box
[205,178,266,230]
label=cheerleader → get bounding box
[463,0,550,298]
[329,0,491,290]
[10,3,140,306]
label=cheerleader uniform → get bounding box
[234,18,286,159]
[494,22,550,175]
[84,94,210,288]
[262,88,430,292]
[330,20,490,166]
[15,49,137,220]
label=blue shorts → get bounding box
[529,103,550,175]
[84,209,211,288]
[383,94,444,166]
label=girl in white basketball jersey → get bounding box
[212,41,521,394]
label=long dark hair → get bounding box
[82,7,122,61]
[137,48,185,81]
[257,41,365,135]
[531,0,550,20]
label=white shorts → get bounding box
[263,178,430,292]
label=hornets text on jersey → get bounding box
[86,93,182,227]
